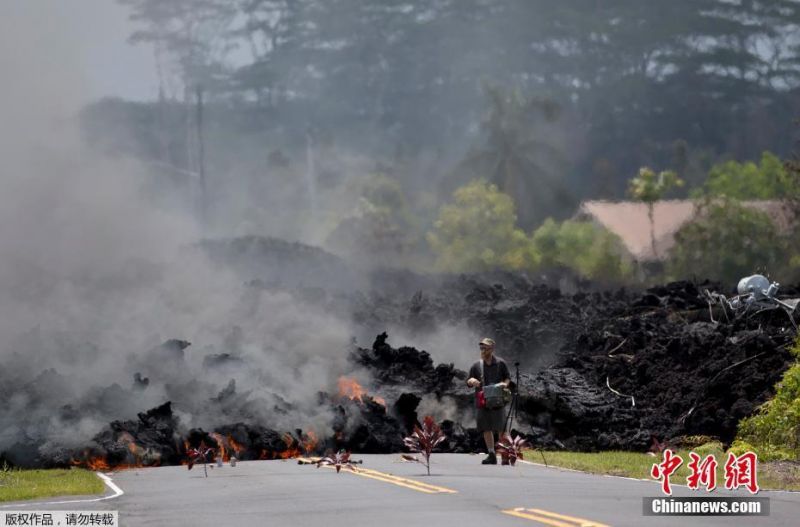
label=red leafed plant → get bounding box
[316,450,358,473]
[496,434,529,466]
[187,441,215,477]
[403,416,446,476]
[649,435,668,455]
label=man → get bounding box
[466,337,510,465]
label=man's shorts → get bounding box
[476,405,506,432]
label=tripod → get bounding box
[503,361,548,466]
[504,361,521,434]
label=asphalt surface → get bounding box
[2,454,799,526]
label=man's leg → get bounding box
[481,431,497,464]
[483,431,495,453]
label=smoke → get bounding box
[0,2,363,459]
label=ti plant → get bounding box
[187,441,215,478]
[649,435,668,455]
[316,450,358,473]
[403,416,446,476]
[496,434,529,466]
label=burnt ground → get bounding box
[352,279,797,451]
[2,237,798,468]
[53,279,797,468]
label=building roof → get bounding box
[574,200,793,262]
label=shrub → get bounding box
[531,218,633,281]
[733,338,800,461]
[426,179,538,272]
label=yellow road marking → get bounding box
[502,508,611,527]
[346,469,442,494]
[301,459,457,494]
[355,467,457,494]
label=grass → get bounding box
[0,466,105,503]
[524,444,800,492]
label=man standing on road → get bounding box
[466,337,511,465]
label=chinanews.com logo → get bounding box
[643,449,770,516]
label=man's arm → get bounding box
[500,361,511,388]
[466,363,481,388]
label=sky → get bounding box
[1,0,158,102]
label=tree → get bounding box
[693,152,791,200]
[110,0,800,230]
[628,167,684,260]
[119,0,238,96]
[667,198,785,284]
[448,86,570,228]
[426,180,537,273]
[325,174,417,266]
[531,219,632,282]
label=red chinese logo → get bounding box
[651,449,760,495]
[650,449,683,495]
[686,452,717,492]
[724,451,759,494]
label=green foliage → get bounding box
[734,338,800,462]
[667,198,785,283]
[427,180,631,280]
[693,152,791,200]
[426,180,537,273]
[531,219,633,282]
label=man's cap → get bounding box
[479,337,495,347]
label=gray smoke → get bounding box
[0,3,482,465]
[0,2,365,458]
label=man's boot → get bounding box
[481,452,497,465]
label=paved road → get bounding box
[2,454,799,526]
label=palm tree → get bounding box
[446,86,571,228]
[627,167,684,259]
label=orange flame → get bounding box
[302,430,319,455]
[81,456,111,471]
[210,433,228,461]
[338,377,367,400]
[280,448,302,459]
[70,441,151,472]
[337,376,386,407]
[279,433,302,459]
[227,435,244,457]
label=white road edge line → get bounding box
[0,472,124,508]
[518,459,800,495]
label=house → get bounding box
[574,200,792,263]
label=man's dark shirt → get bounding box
[468,357,510,390]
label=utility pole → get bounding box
[196,85,207,229]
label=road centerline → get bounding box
[502,507,611,527]
[299,458,457,494]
